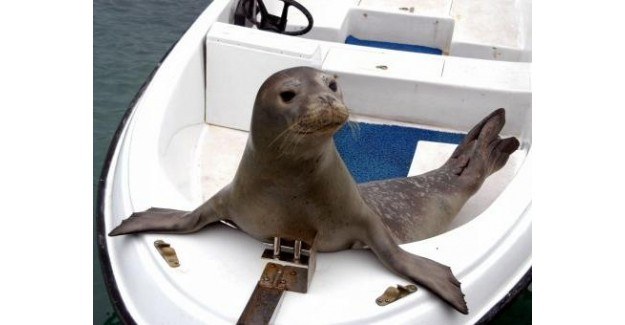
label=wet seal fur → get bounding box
[110,67,520,314]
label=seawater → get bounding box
[93,0,530,323]
[94,0,211,323]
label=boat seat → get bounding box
[279,0,454,52]
[262,0,531,61]
[321,46,530,134]
[205,22,530,136]
[449,0,532,61]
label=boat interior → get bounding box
[133,0,532,227]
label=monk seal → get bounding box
[109,67,519,314]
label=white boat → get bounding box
[97,0,531,323]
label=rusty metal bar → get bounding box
[238,236,318,323]
[237,282,284,324]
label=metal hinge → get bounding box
[153,240,180,268]
[375,284,418,306]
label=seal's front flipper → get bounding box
[109,208,194,236]
[363,217,468,314]
[108,192,227,236]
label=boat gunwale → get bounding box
[476,268,532,324]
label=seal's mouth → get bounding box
[295,121,346,134]
[294,104,349,135]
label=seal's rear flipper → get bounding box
[358,108,521,244]
[446,108,520,179]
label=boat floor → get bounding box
[197,115,524,231]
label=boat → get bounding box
[97,0,531,323]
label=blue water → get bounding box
[93,1,530,323]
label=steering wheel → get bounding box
[234,0,314,36]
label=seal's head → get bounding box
[250,67,349,153]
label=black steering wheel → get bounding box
[234,0,314,36]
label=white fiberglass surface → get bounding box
[257,0,531,61]
[205,22,531,137]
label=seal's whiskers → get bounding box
[347,117,360,139]
[268,122,299,150]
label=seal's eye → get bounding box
[280,91,296,103]
[329,80,337,92]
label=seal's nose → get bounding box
[318,94,338,106]
[317,93,347,111]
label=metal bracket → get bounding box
[238,236,317,324]
[153,240,180,268]
[375,284,418,306]
[260,237,316,292]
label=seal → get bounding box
[109,67,519,314]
